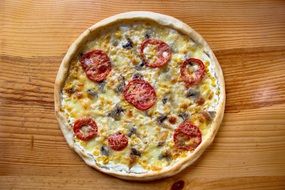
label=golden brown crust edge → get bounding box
[54,11,226,181]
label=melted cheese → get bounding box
[60,21,221,174]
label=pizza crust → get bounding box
[54,11,225,181]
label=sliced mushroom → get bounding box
[186,89,200,98]
[128,147,142,169]
[203,50,210,58]
[132,73,143,79]
[157,141,165,147]
[201,111,216,121]
[107,105,124,120]
[134,61,145,70]
[128,127,137,137]
[130,148,141,157]
[129,154,137,168]
[178,112,189,121]
[122,38,133,49]
[98,81,106,93]
[156,115,168,124]
[100,146,109,156]
[158,150,172,161]
[162,97,168,104]
[115,75,125,93]
[145,33,151,39]
[86,89,98,98]
[157,131,168,147]
[144,29,154,39]
[208,111,216,118]
[112,40,118,47]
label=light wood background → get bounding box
[1,0,285,189]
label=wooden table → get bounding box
[1,1,285,189]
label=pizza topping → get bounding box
[162,97,168,104]
[186,88,200,98]
[203,50,210,58]
[180,58,205,87]
[157,141,165,147]
[123,79,157,111]
[144,31,153,39]
[107,105,124,120]
[98,81,106,93]
[80,50,112,82]
[127,127,137,137]
[201,111,216,122]
[196,96,205,105]
[100,146,109,156]
[115,75,126,93]
[78,52,84,58]
[115,82,125,93]
[173,121,202,150]
[156,115,168,124]
[132,73,143,80]
[129,148,141,168]
[126,110,133,118]
[157,131,168,147]
[131,148,141,157]
[168,116,177,124]
[208,111,216,118]
[111,40,118,47]
[178,112,189,121]
[122,37,133,49]
[65,86,76,95]
[158,150,172,161]
[86,89,98,98]
[145,33,151,39]
[140,39,172,68]
[108,132,128,151]
[73,118,98,141]
[144,29,155,39]
[134,61,145,70]
[129,154,137,168]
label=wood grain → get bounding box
[0,0,285,189]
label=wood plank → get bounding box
[0,46,284,111]
[1,0,285,189]
[0,176,284,190]
[1,0,285,57]
[1,104,285,178]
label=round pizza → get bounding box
[54,11,225,181]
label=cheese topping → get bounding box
[60,21,221,174]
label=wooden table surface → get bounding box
[1,0,285,189]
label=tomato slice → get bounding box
[73,118,98,141]
[180,58,205,87]
[80,50,112,82]
[123,79,156,111]
[108,132,128,151]
[140,39,171,68]
[173,120,202,150]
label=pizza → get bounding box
[54,11,225,181]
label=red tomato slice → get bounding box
[123,79,156,111]
[173,120,202,150]
[80,50,112,82]
[73,118,98,141]
[180,58,205,87]
[108,132,128,151]
[140,39,172,68]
